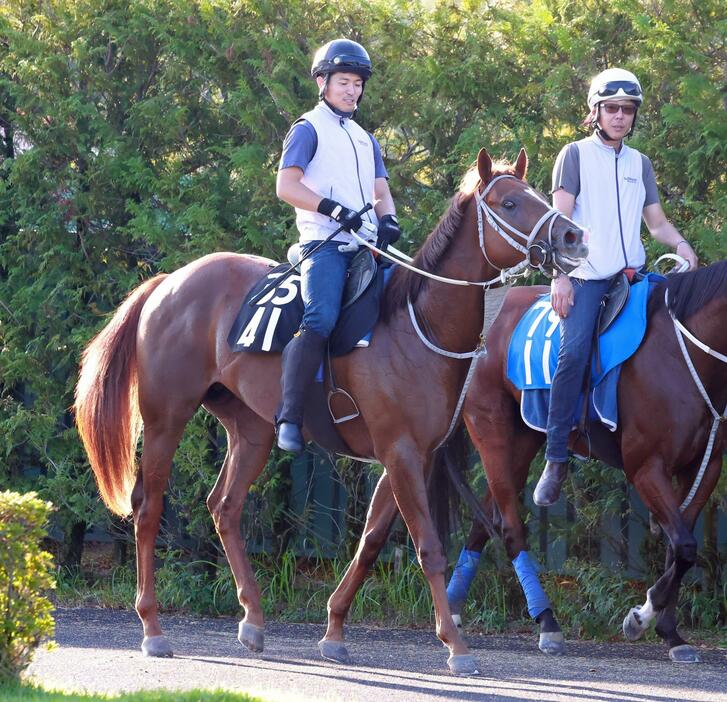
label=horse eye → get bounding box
[503,200,516,209]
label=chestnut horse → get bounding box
[328,261,726,663]
[74,148,586,675]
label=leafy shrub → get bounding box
[0,491,55,683]
[543,558,645,638]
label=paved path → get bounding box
[27,608,727,702]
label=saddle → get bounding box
[286,244,377,310]
[342,247,377,309]
[227,249,386,457]
[227,247,383,356]
[598,271,630,335]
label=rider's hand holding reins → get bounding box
[317,198,363,233]
[675,240,699,271]
[376,214,401,252]
[550,274,574,318]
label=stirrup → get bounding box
[327,387,360,424]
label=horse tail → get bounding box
[428,425,498,551]
[74,274,168,517]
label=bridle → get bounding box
[351,174,581,288]
[345,172,585,449]
[475,174,578,279]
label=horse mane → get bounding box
[382,160,519,320]
[657,259,727,321]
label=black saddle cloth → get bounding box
[227,251,384,356]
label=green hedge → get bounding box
[0,491,55,683]
[0,0,724,569]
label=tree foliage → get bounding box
[0,0,724,566]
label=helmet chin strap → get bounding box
[595,123,620,142]
[321,97,356,118]
[318,74,329,101]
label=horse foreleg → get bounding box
[319,472,399,664]
[623,457,719,662]
[509,430,563,653]
[386,443,479,676]
[447,492,498,622]
[206,404,274,654]
[133,422,185,657]
[464,411,563,653]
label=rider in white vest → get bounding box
[533,68,699,506]
[275,39,401,454]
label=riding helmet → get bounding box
[311,39,373,80]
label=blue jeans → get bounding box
[299,240,356,337]
[545,277,612,462]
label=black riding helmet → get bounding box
[311,39,372,108]
[311,39,373,79]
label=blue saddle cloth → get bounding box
[506,274,661,432]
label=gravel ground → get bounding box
[26,607,727,702]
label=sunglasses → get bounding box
[600,103,637,115]
[597,80,642,98]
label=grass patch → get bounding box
[0,683,263,701]
[54,546,726,644]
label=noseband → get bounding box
[475,174,574,277]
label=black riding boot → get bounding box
[533,460,569,507]
[277,328,328,454]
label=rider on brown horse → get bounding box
[274,39,401,454]
[533,68,699,506]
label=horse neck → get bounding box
[683,297,727,402]
[413,197,501,353]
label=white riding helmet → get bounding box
[587,68,643,110]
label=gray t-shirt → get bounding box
[551,142,659,206]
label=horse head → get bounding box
[476,148,588,278]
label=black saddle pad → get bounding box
[227,256,384,356]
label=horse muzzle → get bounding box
[550,225,588,275]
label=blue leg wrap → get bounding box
[446,548,481,612]
[512,550,551,619]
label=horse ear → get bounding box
[477,148,492,183]
[514,148,528,180]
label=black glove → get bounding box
[317,198,363,233]
[376,214,401,251]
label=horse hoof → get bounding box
[238,622,264,653]
[622,608,646,641]
[141,635,173,658]
[669,645,700,663]
[447,653,480,676]
[539,631,565,655]
[451,614,463,631]
[318,638,352,664]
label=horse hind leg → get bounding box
[656,452,722,663]
[204,391,274,654]
[134,420,189,657]
[622,537,698,660]
[652,546,697,660]
[319,472,399,664]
